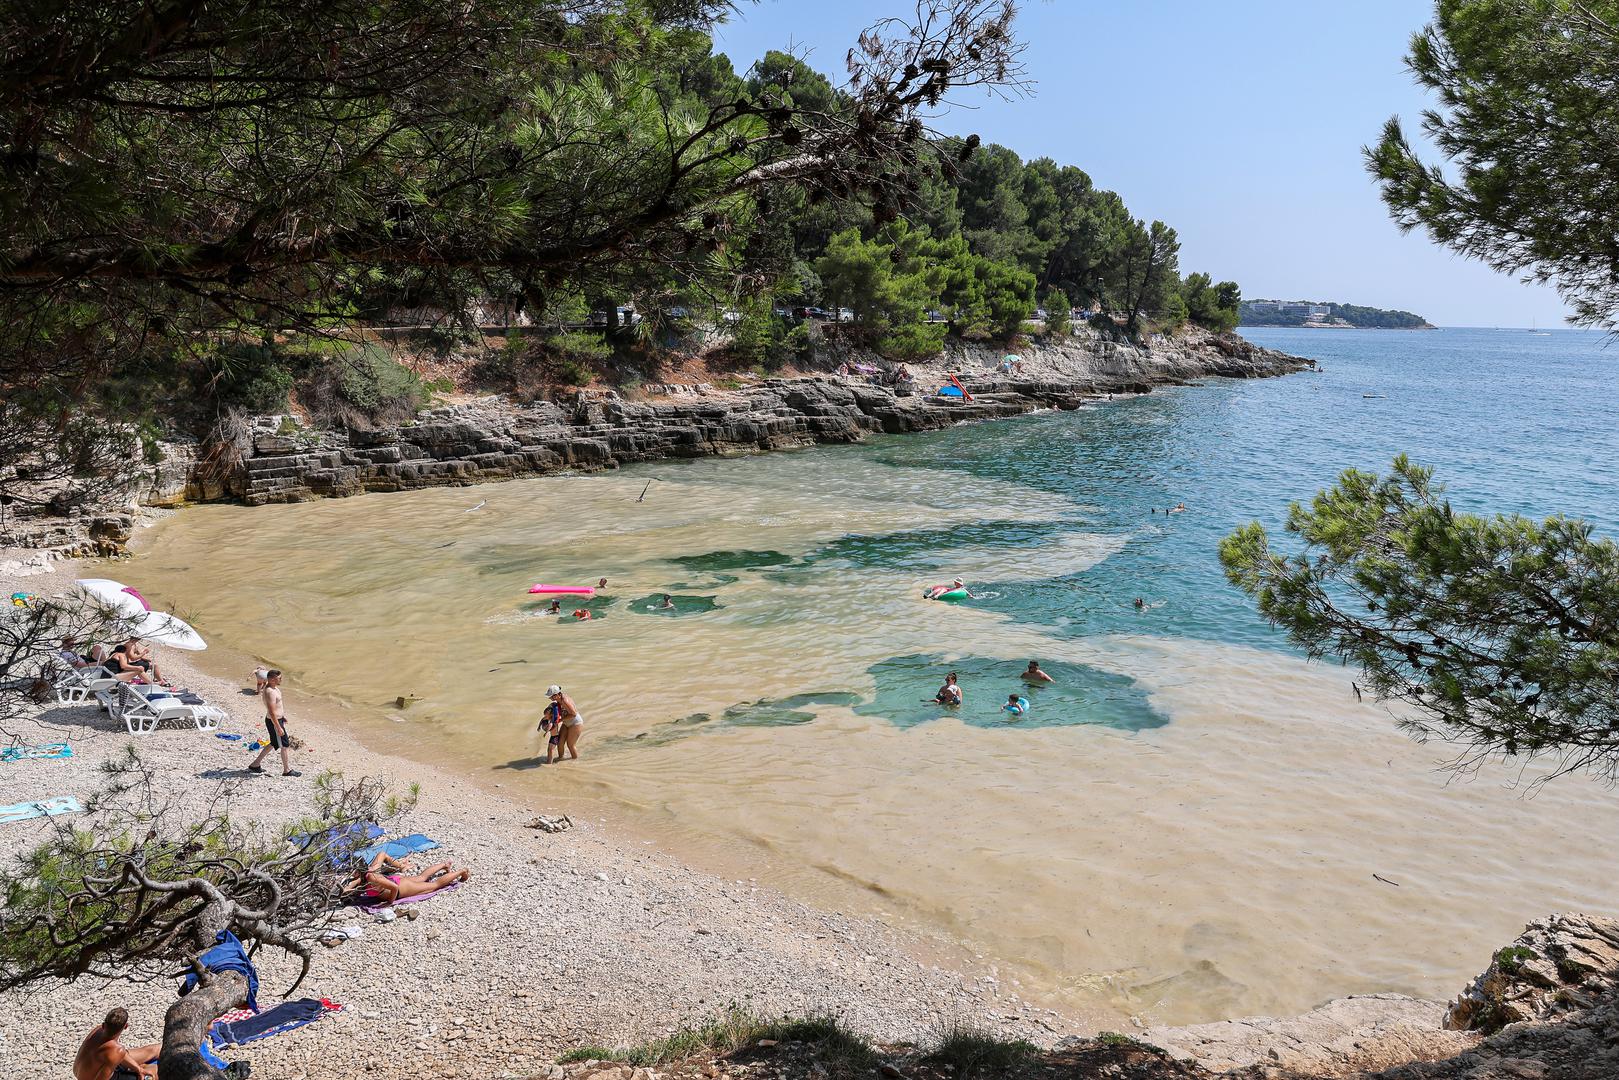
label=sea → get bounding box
[133,326,1619,1026]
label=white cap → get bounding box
[546,685,562,696]
[952,578,964,585]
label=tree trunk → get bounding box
[159,971,248,1080]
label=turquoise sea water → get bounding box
[855,325,1619,649]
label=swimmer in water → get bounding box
[925,578,968,600]
[1004,693,1029,716]
[660,594,675,609]
[597,577,608,589]
[1133,597,1146,609]
[1169,502,1187,514]
[546,599,562,615]
[1022,660,1054,684]
[572,608,592,621]
[930,672,963,707]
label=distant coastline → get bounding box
[1240,298,1434,330]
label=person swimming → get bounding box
[1004,693,1029,716]
[1022,660,1054,684]
[930,672,963,706]
[924,578,968,600]
[572,608,592,620]
[1133,597,1146,609]
[660,594,675,609]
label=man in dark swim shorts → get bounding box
[248,669,303,777]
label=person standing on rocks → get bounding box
[249,669,302,777]
[547,684,584,760]
[73,1007,158,1080]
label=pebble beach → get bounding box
[0,553,1079,1080]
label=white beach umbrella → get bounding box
[75,578,207,650]
[74,578,153,620]
[132,610,207,651]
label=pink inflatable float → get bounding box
[528,584,596,596]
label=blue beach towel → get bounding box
[0,795,84,823]
[180,930,260,1012]
[355,833,440,862]
[290,822,384,865]
[0,743,73,762]
[209,998,339,1047]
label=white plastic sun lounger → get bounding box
[54,663,122,706]
[115,683,227,735]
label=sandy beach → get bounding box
[0,552,1085,1080]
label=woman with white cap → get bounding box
[546,685,584,761]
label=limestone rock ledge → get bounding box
[218,330,1309,509]
[1142,995,1473,1075]
[0,328,1310,553]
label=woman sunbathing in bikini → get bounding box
[344,853,471,904]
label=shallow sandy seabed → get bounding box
[108,450,1619,1029]
[0,555,1085,1080]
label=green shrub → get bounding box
[925,1022,1037,1079]
[544,330,612,387]
[876,321,947,361]
[729,300,809,372]
[559,1008,875,1074]
[1494,945,1537,974]
[1095,1032,1164,1054]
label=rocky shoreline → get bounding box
[3,327,1312,553]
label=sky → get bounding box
[712,0,1574,329]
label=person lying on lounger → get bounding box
[344,852,470,904]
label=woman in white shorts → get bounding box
[547,684,584,761]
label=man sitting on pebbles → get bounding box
[73,1007,157,1080]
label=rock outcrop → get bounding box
[0,327,1310,552]
[1442,912,1619,1033]
[1142,996,1474,1075]
[219,329,1307,509]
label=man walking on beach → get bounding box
[73,1007,159,1080]
[249,669,302,777]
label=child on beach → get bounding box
[539,700,563,762]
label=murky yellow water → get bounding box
[132,448,1619,1026]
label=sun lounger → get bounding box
[54,663,122,706]
[0,796,84,824]
[116,683,228,735]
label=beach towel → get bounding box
[291,822,384,865]
[0,743,73,762]
[355,832,440,862]
[180,930,260,1012]
[209,998,343,1047]
[359,879,461,914]
[0,795,84,823]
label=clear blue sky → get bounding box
[713,0,1573,328]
